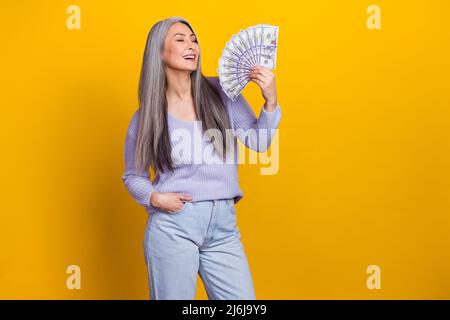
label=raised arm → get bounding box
[121,110,159,212]
[206,75,282,152]
[230,92,282,152]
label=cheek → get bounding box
[170,45,185,61]
[164,43,182,61]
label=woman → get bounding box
[122,16,282,300]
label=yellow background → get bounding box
[1,1,449,299]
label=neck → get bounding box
[165,68,193,102]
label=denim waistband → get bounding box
[213,198,234,206]
[186,198,234,207]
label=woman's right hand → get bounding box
[150,192,193,213]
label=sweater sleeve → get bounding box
[121,110,159,212]
[229,91,282,152]
[206,76,282,152]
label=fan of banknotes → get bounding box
[217,24,279,101]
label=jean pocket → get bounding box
[167,200,191,214]
[229,204,237,217]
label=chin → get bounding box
[184,66,198,72]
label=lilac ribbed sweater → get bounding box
[122,76,282,214]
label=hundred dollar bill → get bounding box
[251,24,264,64]
[221,41,252,71]
[218,69,249,101]
[237,29,257,66]
[230,35,255,69]
[259,24,278,69]
[246,25,260,65]
[221,78,248,101]
[221,48,250,71]
[218,58,250,85]
[217,24,279,100]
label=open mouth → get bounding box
[183,54,196,61]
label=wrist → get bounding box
[150,192,160,208]
[264,100,278,112]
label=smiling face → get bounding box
[162,22,200,73]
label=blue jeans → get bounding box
[143,198,256,300]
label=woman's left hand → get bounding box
[249,65,278,110]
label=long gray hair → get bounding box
[135,16,233,174]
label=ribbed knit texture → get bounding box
[122,76,282,214]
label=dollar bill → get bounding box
[218,24,279,101]
[259,24,278,69]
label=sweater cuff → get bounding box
[146,191,160,214]
[262,102,280,114]
[259,102,282,129]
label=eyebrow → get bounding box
[173,33,196,38]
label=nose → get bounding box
[187,40,197,50]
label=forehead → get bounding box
[168,22,195,37]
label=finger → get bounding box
[250,76,265,88]
[249,65,262,75]
[251,65,272,75]
[258,67,275,79]
[250,69,271,82]
[178,194,193,200]
[250,73,268,85]
[169,201,185,213]
[251,65,274,77]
